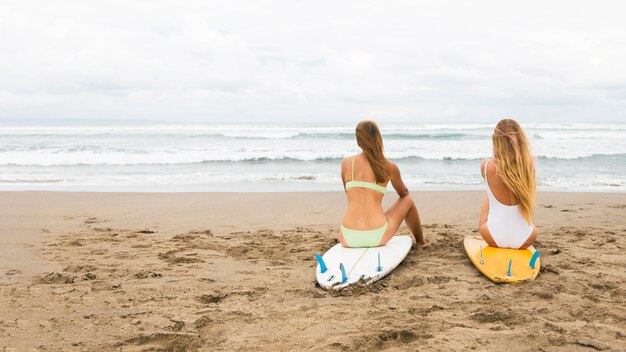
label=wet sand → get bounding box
[0,191,624,351]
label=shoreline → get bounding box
[1,190,625,350]
[2,122,625,194]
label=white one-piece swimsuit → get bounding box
[484,159,534,249]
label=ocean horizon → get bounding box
[0,121,624,193]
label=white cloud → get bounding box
[0,0,625,123]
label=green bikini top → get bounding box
[345,156,388,195]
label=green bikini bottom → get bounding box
[341,222,388,248]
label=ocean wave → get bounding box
[3,153,624,167]
[294,132,486,140]
[525,123,626,131]
[537,153,626,161]
[0,154,486,166]
[0,178,65,183]
[0,131,488,141]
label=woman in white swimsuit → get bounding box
[479,119,538,249]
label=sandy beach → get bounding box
[0,191,624,351]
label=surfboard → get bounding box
[463,235,540,283]
[315,235,413,290]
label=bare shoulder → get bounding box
[341,155,356,174]
[480,158,490,178]
[389,161,400,175]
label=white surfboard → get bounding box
[315,236,413,290]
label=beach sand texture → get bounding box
[0,191,624,351]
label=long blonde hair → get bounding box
[355,120,390,183]
[492,119,536,224]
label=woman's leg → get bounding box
[379,195,429,247]
[479,194,498,247]
[519,226,538,249]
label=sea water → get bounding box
[0,122,624,192]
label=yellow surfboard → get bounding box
[463,235,540,283]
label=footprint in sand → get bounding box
[197,292,228,304]
[188,229,213,236]
[427,276,452,284]
[532,291,553,299]
[470,308,516,325]
[134,271,162,279]
[133,229,155,234]
[62,265,96,273]
[84,217,106,224]
[540,264,560,275]
[393,275,426,290]
[62,240,84,247]
[337,329,422,351]
[118,332,202,351]
[158,250,204,264]
[38,272,76,284]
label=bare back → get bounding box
[341,154,409,230]
[481,159,519,205]
[342,154,387,229]
[337,149,426,248]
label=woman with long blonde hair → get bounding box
[338,120,429,248]
[479,119,537,249]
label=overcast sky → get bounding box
[1,1,625,124]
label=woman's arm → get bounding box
[480,158,489,180]
[341,157,348,192]
[389,162,409,197]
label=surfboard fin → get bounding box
[377,252,382,272]
[506,258,512,277]
[340,263,347,284]
[529,251,540,269]
[315,254,327,273]
[479,246,484,265]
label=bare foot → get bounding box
[415,240,430,249]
